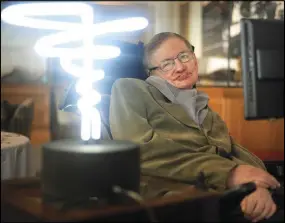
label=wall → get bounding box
[188,2,203,58]
[200,87,284,161]
[152,2,180,35]
[1,46,46,78]
[1,22,47,77]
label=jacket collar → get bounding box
[146,83,213,130]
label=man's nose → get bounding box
[174,59,185,72]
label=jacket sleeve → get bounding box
[230,137,266,170]
[110,79,240,191]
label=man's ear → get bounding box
[193,54,198,69]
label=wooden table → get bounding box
[1,177,222,222]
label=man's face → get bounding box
[150,37,198,89]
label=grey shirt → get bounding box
[146,76,209,125]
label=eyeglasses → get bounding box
[148,50,195,74]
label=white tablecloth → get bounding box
[1,131,31,180]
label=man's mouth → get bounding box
[175,73,192,81]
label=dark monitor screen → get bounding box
[240,18,284,120]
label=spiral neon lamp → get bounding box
[1,2,148,141]
[1,2,148,204]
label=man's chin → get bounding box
[173,80,197,89]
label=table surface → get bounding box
[1,177,222,222]
[1,131,29,150]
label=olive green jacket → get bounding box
[109,78,266,191]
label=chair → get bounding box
[1,98,34,138]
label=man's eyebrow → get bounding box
[160,50,189,62]
[160,57,173,63]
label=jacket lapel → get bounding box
[202,107,213,132]
[148,85,200,129]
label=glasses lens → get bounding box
[178,52,191,63]
[161,60,174,71]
